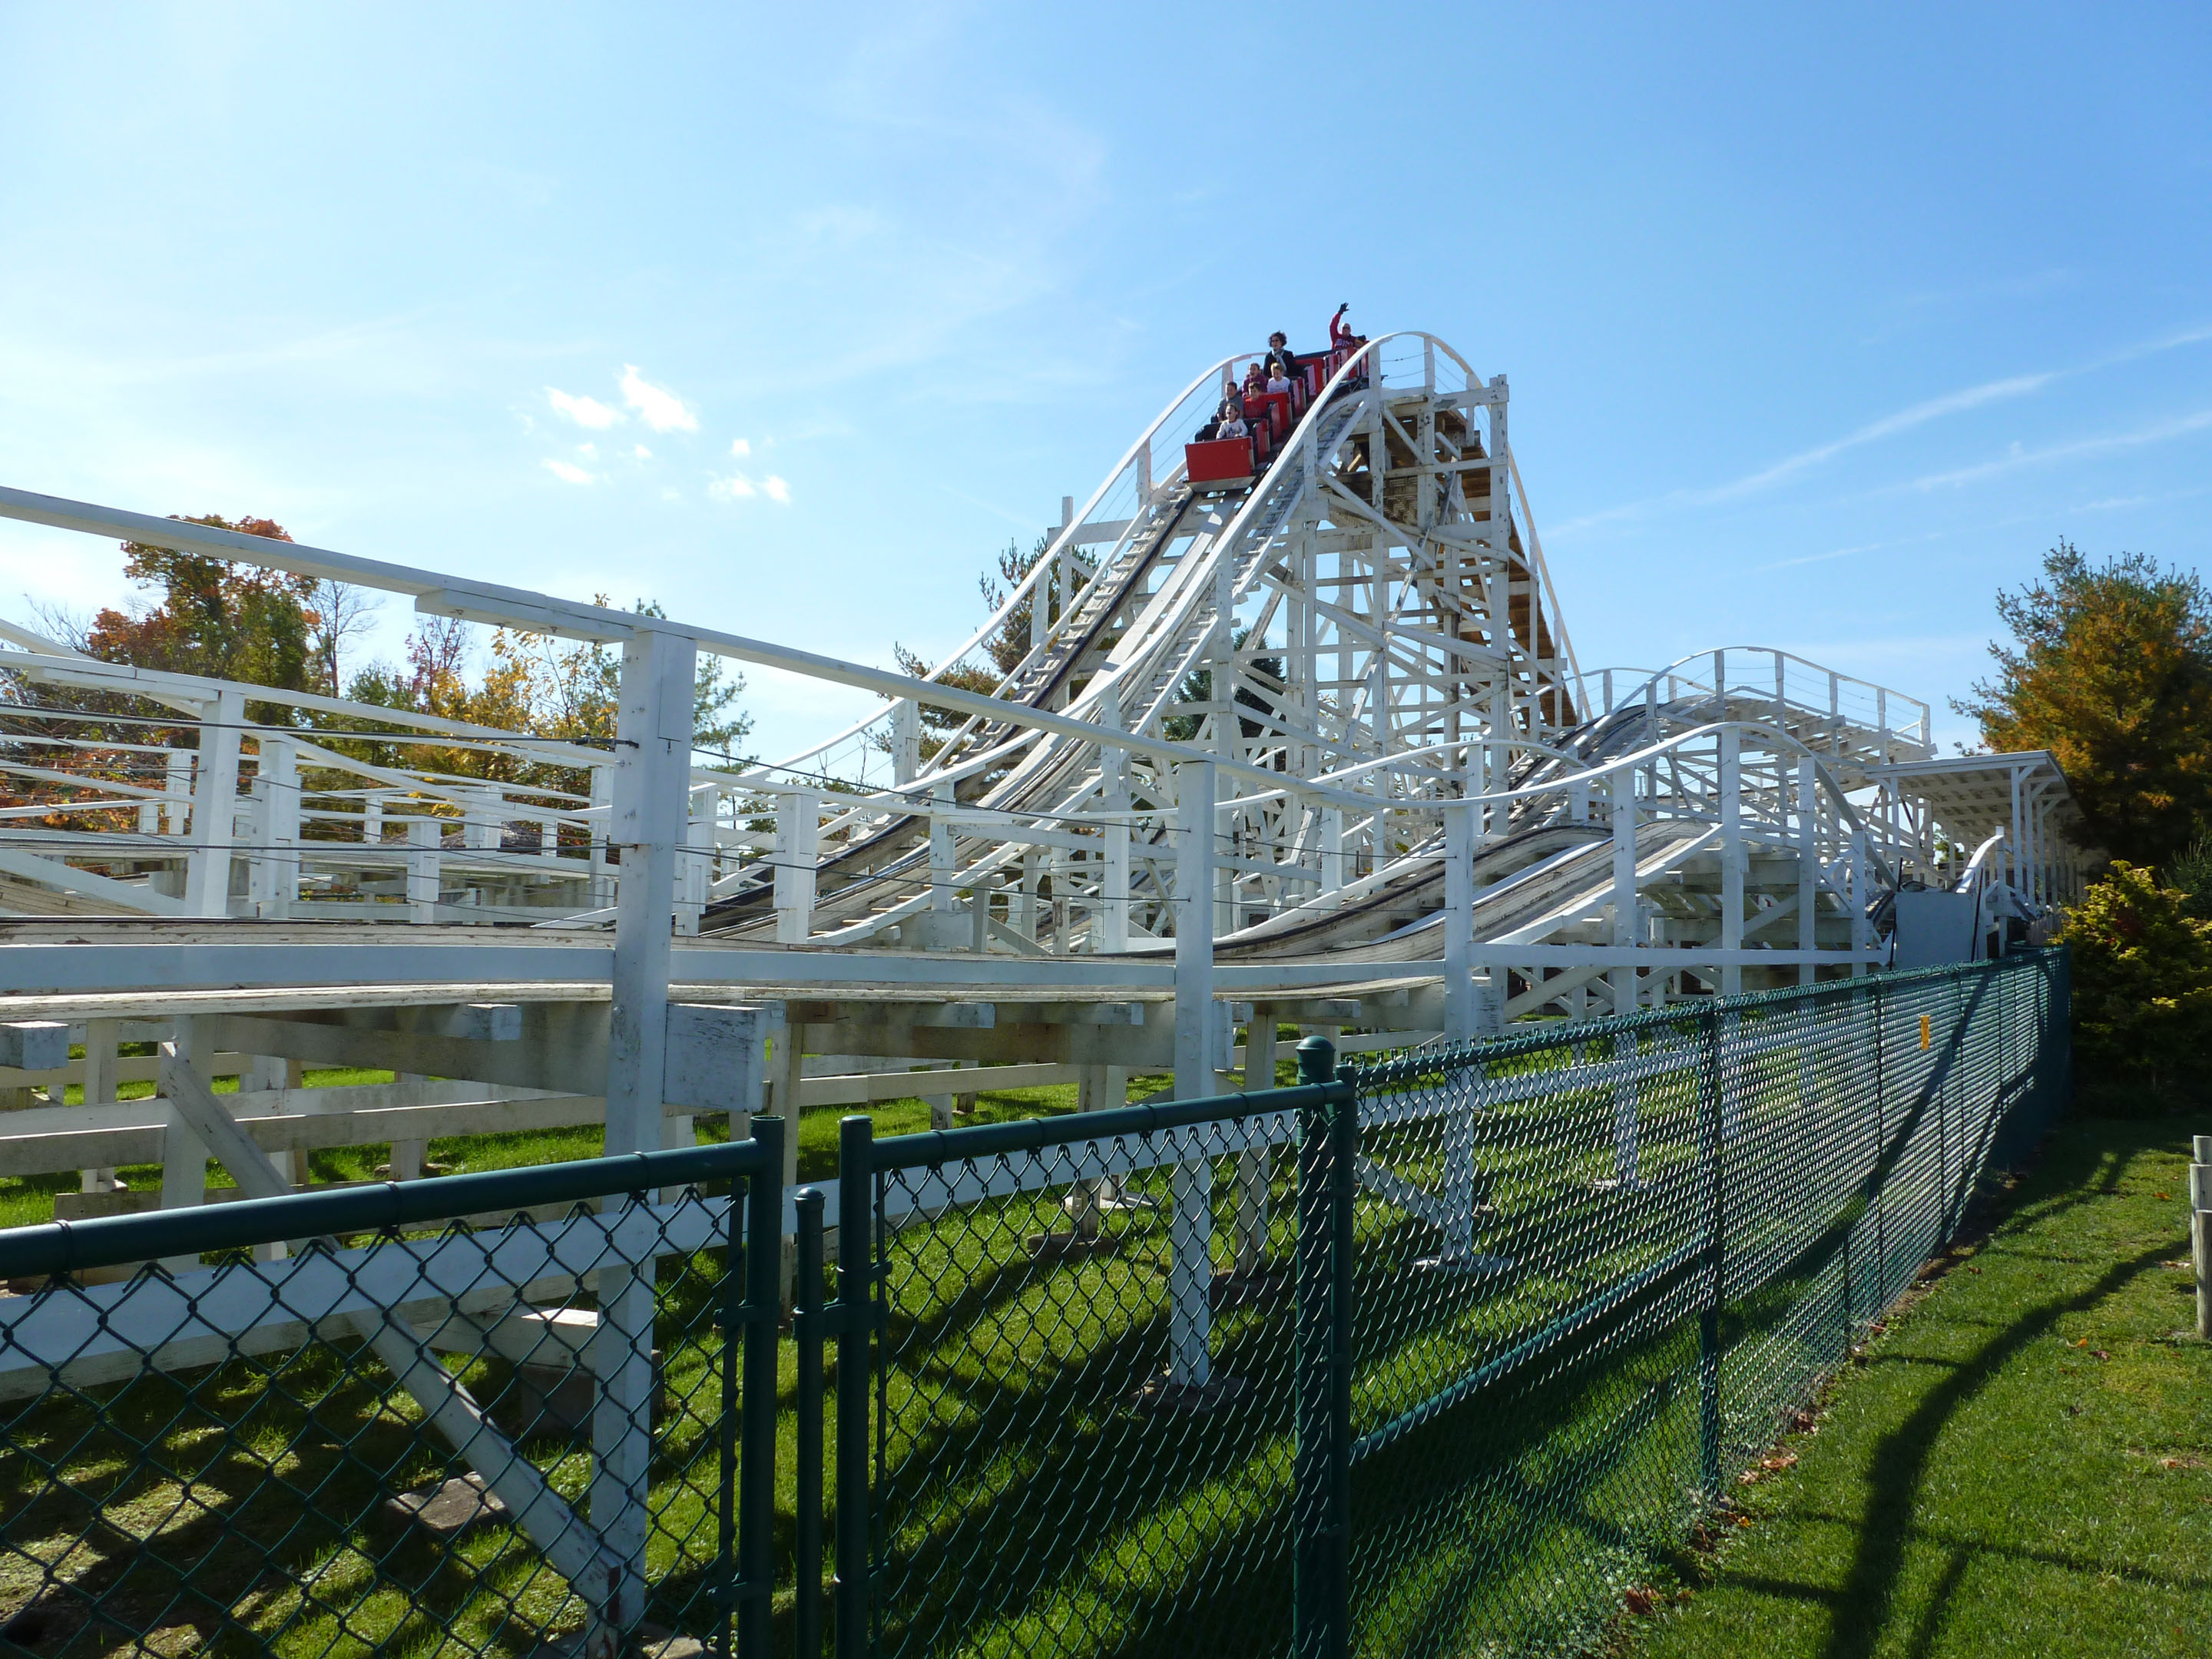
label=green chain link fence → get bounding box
[816,949,2068,1659]
[0,1126,786,1658]
[0,950,2068,1659]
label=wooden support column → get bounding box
[1796,756,1818,986]
[184,689,243,917]
[157,1015,216,1272]
[1443,799,1475,1044]
[1099,684,1131,954]
[1849,829,1872,977]
[929,781,956,913]
[1233,1008,1275,1273]
[1169,759,1217,1389]
[407,816,440,923]
[1610,773,1642,1188]
[1718,724,1743,998]
[389,1071,428,1181]
[247,1053,310,1187]
[78,1018,121,1194]
[1068,1061,1128,1239]
[260,736,299,920]
[773,790,819,945]
[892,700,919,786]
[596,623,695,1643]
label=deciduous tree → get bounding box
[1956,541,2212,868]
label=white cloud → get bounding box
[634,443,653,459]
[577,442,597,459]
[542,459,594,485]
[709,469,793,505]
[1904,408,2212,491]
[730,438,751,458]
[621,365,698,432]
[548,387,620,429]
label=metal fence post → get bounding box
[794,1188,829,1659]
[1698,1005,1724,1501]
[1873,977,1889,1303]
[2189,1138,2211,1343]
[737,1115,785,1659]
[834,1114,876,1659]
[1293,1036,1349,1659]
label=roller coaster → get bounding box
[0,326,2082,1182]
[0,332,2089,1651]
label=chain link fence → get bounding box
[1341,950,2069,1658]
[0,952,2069,1659]
[0,1128,785,1659]
[813,950,2066,1659]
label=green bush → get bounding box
[2166,831,2212,922]
[2058,861,2212,1112]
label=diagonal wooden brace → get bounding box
[158,1053,625,1595]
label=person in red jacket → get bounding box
[1328,303,1369,389]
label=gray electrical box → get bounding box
[1892,890,1981,969]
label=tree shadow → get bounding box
[1817,1233,2175,1659]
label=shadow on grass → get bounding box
[1810,1154,2173,1659]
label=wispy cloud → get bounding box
[763,475,790,504]
[621,366,697,432]
[1752,540,1886,573]
[1548,319,2212,538]
[634,443,653,460]
[730,437,751,458]
[547,387,620,429]
[541,459,593,485]
[1903,408,2212,491]
[1705,375,2055,502]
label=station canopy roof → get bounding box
[1867,750,2084,852]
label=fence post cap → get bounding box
[1295,1035,1337,1084]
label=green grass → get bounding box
[0,1065,1203,1232]
[1619,1113,2212,1659]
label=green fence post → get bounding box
[1873,976,1889,1303]
[1328,1048,1355,1658]
[1697,1006,1724,1501]
[739,1114,784,1659]
[834,1115,876,1659]
[795,1187,828,1659]
[1293,1036,1348,1659]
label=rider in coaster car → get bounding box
[1267,330,1299,381]
[1328,303,1369,388]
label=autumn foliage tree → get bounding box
[87,516,317,697]
[1956,541,2212,869]
[343,601,751,793]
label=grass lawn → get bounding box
[1618,1113,2212,1659]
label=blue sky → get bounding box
[3,4,2209,760]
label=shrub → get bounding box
[2167,831,2212,922]
[2058,862,2212,1111]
